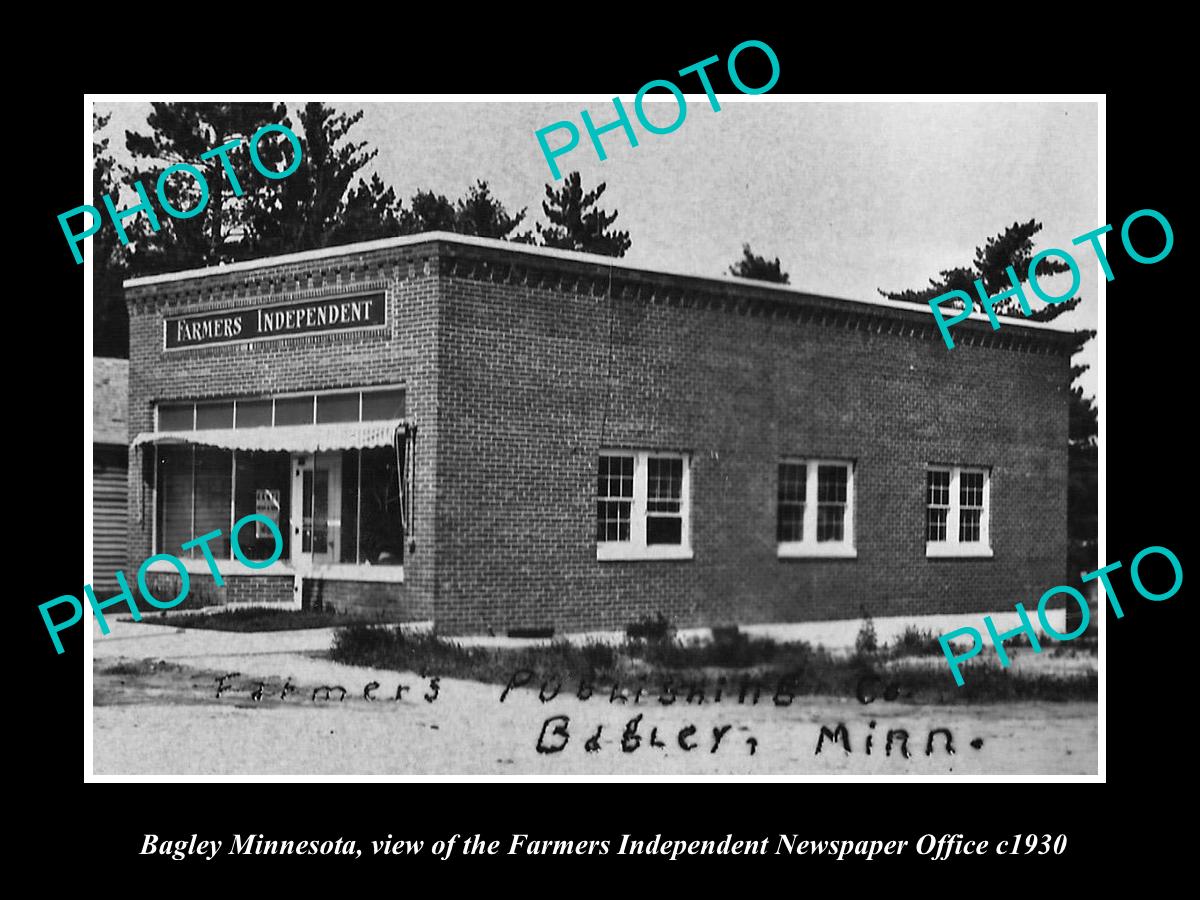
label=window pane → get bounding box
[647,457,682,513]
[156,445,193,553]
[195,401,234,429]
[316,392,360,424]
[777,504,804,542]
[233,452,291,561]
[817,464,848,503]
[193,447,232,554]
[359,447,404,564]
[340,450,359,563]
[961,471,985,508]
[960,508,982,542]
[927,507,948,542]
[597,454,633,544]
[598,455,634,501]
[817,505,845,541]
[361,389,406,421]
[158,404,193,431]
[927,470,950,506]
[778,463,806,502]
[596,500,631,542]
[236,399,273,428]
[646,516,682,545]
[275,395,314,426]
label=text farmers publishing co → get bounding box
[142,832,1066,862]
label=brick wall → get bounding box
[302,578,421,619]
[125,236,1072,636]
[430,243,1071,634]
[126,244,444,617]
[142,572,292,610]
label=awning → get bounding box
[132,419,407,452]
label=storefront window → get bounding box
[340,450,359,564]
[156,445,193,554]
[234,452,291,561]
[194,447,232,554]
[361,389,406,421]
[155,446,403,566]
[317,393,359,423]
[157,388,406,431]
[358,447,405,564]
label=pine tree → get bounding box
[453,180,529,240]
[880,219,1097,576]
[124,102,284,273]
[400,190,458,233]
[728,243,790,284]
[241,103,388,255]
[92,112,128,358]
[537,171,631,257]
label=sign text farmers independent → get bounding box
[165,292,386,350]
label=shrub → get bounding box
[626,613,672,642]
[889,625,942,658]
[855,615,879,656]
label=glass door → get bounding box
[290,452,342,568]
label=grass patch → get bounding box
[147,608,401,632]
[329,624,1096,704]
[100,658,183,676]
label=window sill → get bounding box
[777,544,857,559]
[146,558,405,582]
[308,564,405,583]
[147,557,293,577]
[926,543,993,559]
[597,545,694,562]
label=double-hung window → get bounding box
[777,459,856,558]
[926,465,992,557]
[596,450,692,560]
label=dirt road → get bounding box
[92,622,1096,776]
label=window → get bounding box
[777,459,856,558]
[926,465,992,557]
[155,447,405,567]
[155,387,406,431]
[596,451,692,561]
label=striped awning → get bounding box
[132,419,406,452]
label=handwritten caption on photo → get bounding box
[204,667,981,761]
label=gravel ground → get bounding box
[91,621,1098,776]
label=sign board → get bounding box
[255,488,281,538]
[165,293,386,350]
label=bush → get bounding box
[327,624,1097,704]
[888,625,942,658]
[626,613,672,642]
[142,607,394,632]
[855,615,879,656]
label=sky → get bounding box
[96,99,1100,398]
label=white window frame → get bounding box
[777,458,857,559]
[596,450,693,562]
[926,464,992,558]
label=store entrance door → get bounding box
[290,452,342,580]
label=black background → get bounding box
[21,23,1189,885]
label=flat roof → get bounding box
[123,231,1076,335]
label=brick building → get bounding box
[124,232,1074,636]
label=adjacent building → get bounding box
[124,232,1074,635]
[93,358,129,600]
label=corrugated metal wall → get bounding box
[93,446,128,598]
